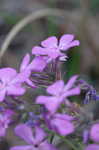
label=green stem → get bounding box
[60,136,79,150]
[50,134,54,144]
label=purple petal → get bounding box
[83,130,89,144]
[20,53,30,72]
[85,144,99,150]
[15,124,34,144]
[34,127,46,144]
[62,40,80,51]
[50,117,74,136]
[36,96,61,114]
[10,145,33,150]
[39,141,57,150]
[70,40,80,47]
[62,87,80,98]
[54,113,75,121]
[0,127,6,137]
[47,48,62,59]
[41,36,58,48]
[47,80,64,96]
[26,79,36,88]
[64,75,78,91]
[90,124,99,143]
[32,46,48,55]
[12,71,30,84]
[0,68,17,83]
[59,34,74,50]
[59,34,80,51]
[29,56,47,72]
[7,85,25,96]
[0,89,6,102]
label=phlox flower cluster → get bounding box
[0,34,98,150]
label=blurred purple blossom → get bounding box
[10,124,57,150]
[32,34,80,62]
[83,129,89,144]
[36,75,80,114]
[90,124,99,143]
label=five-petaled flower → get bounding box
[32,34,80,62]
[10,124,57,150]
[36,75,80,114]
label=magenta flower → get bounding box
[20,54,47,87]
[32,34,80,61]
[90,124,99,143]
[0,109,14,137]
[36,75,80,114]
[0,68,28,102]
[10,124,57,150]
[44,113,75,136]
[20,53,47,73]
[85,144,99,150]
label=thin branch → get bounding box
[0,8,70,61]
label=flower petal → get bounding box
[15,124,34,144]
[20,53,30,72]
[0,68,17,83]
[0,89,6,102]
[90,124,99,143]
[41,36,58,48]
[59,34,74,50]
[26,79,36,88]
[47,80,64,96]
[32,46,48,55]
[0,126,6,137]
[47,48,62,59]
[36,96,61,114]
[62,87,80,98]
[39,141,57,150]
[68,40,80,48]
[50,117,74,136]
[7,85,25,96]
[54,113,75,121]
[10,145,33,150]
[34,127,46,144]
[64,75,78,91]
[11,71,30,84]
[29,56,47,72]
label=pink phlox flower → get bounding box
[10,124,57,150]
[0,67,29,102]
[44,113,75,136]
[20,54,47,87]
[36,75,80,114]
[32,34,80,61]
[0,109,14,137]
